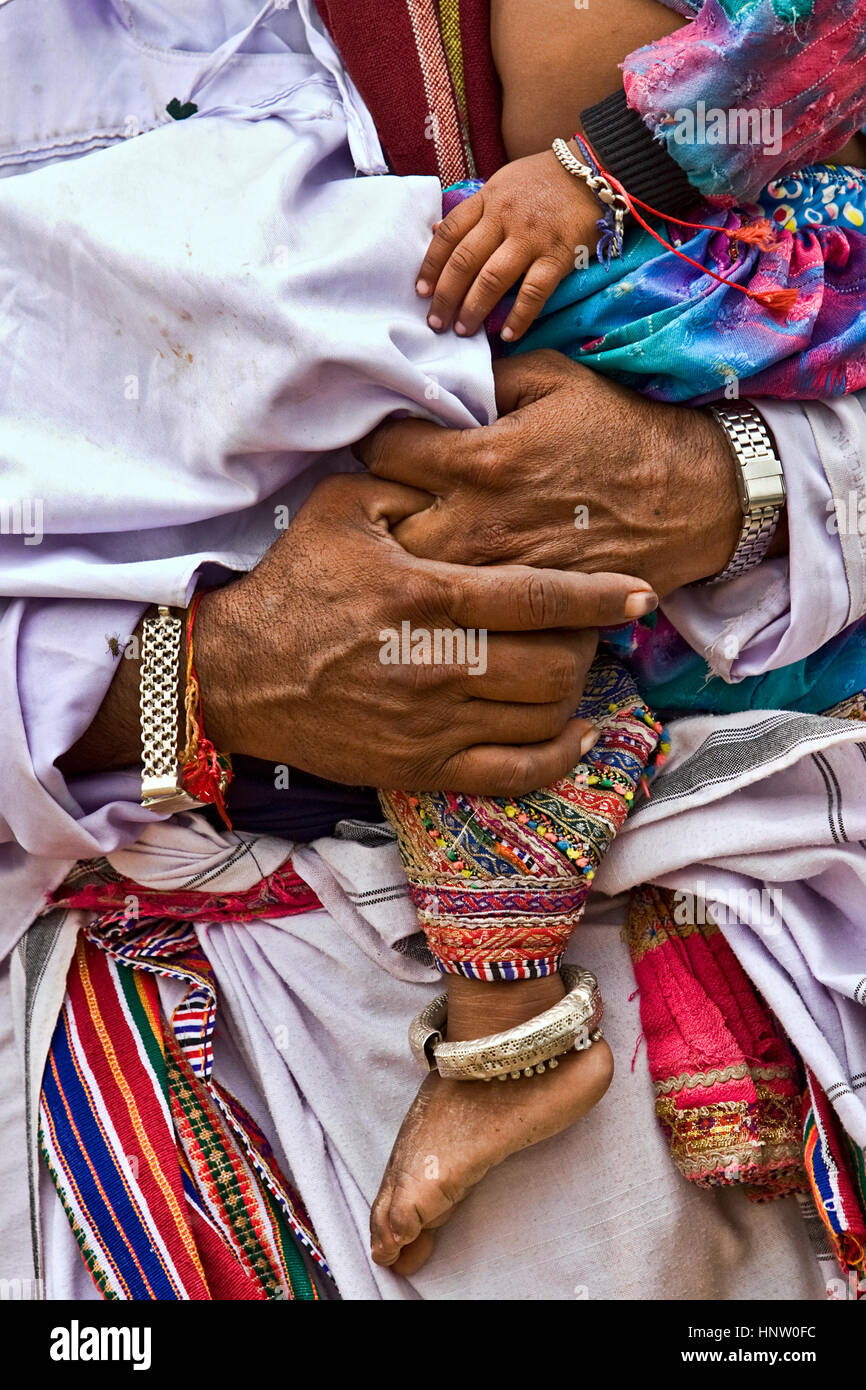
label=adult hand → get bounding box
[195,473,656,797]
[357,351,743,596]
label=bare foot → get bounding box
[370,1036,613,1275]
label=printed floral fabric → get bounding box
[379,656,665,977]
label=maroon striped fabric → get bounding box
[454,0,506,179]
[316,0,505,181]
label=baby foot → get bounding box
[370,1036,613,1275]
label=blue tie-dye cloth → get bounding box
[602,611,866,719]
[512,165,866,405]
[443,167,866,715]
[446,164,866,403]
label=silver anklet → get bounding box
[408,965,604,1082]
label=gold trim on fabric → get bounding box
[654,1062,795,1096]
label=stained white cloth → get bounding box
[7,816,822,1301]
[0,0,864,1303]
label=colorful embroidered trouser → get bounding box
[379,655,663,979]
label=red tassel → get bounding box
[575,134,798,317]
[628,200,778,254]
[180,589,233,829]
[181,737,233,829]
[749,286,799,312]
[729,219,778,251]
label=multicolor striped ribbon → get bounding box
[803,1069,866,1293]
[317,0,507,185]
[40,884,329,1300]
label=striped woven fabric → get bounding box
[317,0,506,184]
[803,1069,866,1293]
[40,911,328,1300]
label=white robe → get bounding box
[1,0,864,1301]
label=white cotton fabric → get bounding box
[0,0,862,1303]
[19,818,821,1301]
[0,86,492,604]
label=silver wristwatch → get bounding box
[701,402,786,585]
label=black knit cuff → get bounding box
[580,89,698,219]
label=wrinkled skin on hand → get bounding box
[195,470,656,797]
[359,351,743,597]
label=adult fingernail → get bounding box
[625,589,658,619]
[416,279,431,296]
[454,321,469,336]
[501,326,514,341]
[579,727,600,756]
[428,314,443,330]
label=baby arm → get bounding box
[415,142,602,341]
[370,656,662,1274]
[413,0,691,342]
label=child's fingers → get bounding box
[451,241,533,337]
[416,198,483,299]
[426,220,505,332]
[500,255,572,342]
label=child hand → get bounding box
[416,147,600,341]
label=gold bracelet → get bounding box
[139,606,203,814]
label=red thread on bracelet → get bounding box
[180,590,233,829]
[575,133,798,315]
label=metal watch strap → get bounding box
[140,605,202,812]
[702,403,786,585]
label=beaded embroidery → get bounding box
[379,656,663,978]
